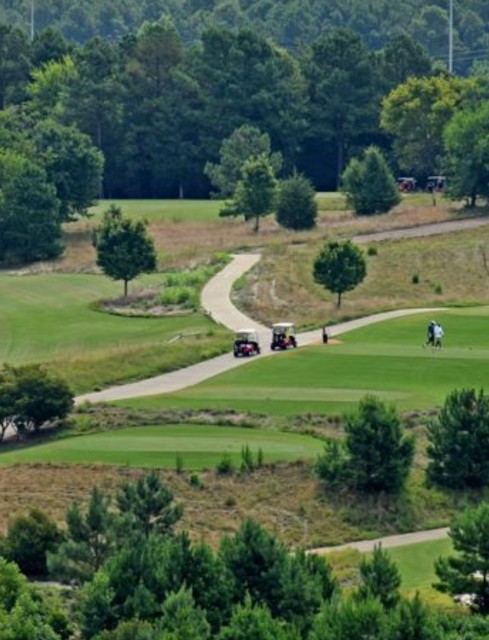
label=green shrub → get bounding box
[412,274,419,284]
[435,284,443,294]
[189,473,204,489]
[216,453,235,475]
[240,444,255,472]
[367,246,378,256]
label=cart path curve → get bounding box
[76,253,443,404]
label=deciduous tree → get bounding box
[0,149,62,264]
[205,124,283,198]
[443,103,489,207]
[380,75,481,177]
[32,119,104,220]
[220,154,278,232]
[0,364,73,438]
[93,205,157,296]
[313,240,366,308]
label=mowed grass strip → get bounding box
[0,425,324,469]
[118,307,489,416]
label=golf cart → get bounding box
[426,176,446,193]
[397,177,416,193]
[233,328,261,357]
[271,322,297,351]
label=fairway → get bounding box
[0,272,218,363]
[117,307,489,416]
[0,425,325,469]
[88,199,223,223]
[387,538,452,593]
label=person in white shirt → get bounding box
[434,323,444,349]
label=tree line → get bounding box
[0,18,438,201]
[3,0,489,77]
[3,17,489,265]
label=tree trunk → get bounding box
[254,215,260,233]
[336,139,345,190]
[124,279,128,297]
[470,192,477,208]
[337,291,342,308]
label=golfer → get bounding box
[434,323,444,349]
[424,320,436,348]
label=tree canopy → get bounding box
[93,205,157,296]
[313,240,367,308]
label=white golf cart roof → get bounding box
[272,322,294,329]
[235,328,258,336]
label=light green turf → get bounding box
[88,199,223,223]
[117,307,489,416]
[0,425,325,469]
[0,272,215,364]
[387,538,452,592]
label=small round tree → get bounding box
[275,172,317,230]
[342,146,400,216]
[313,240,366,308]
[93,205,157,296]
[219,154,278,233]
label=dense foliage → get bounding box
[4,0,489,77]
[276,172,318,230]
[2,12,489,208]
[0,363,73,439]
[427,388,489,489]
[435,502,489,615]
[342,146,400,215]
[315,395,415,494]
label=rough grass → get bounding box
[0,461,483,553]
[236,224,489,330]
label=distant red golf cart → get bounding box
[397,177,417,193]
[271,322,297,351]
[233,328,261,357]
